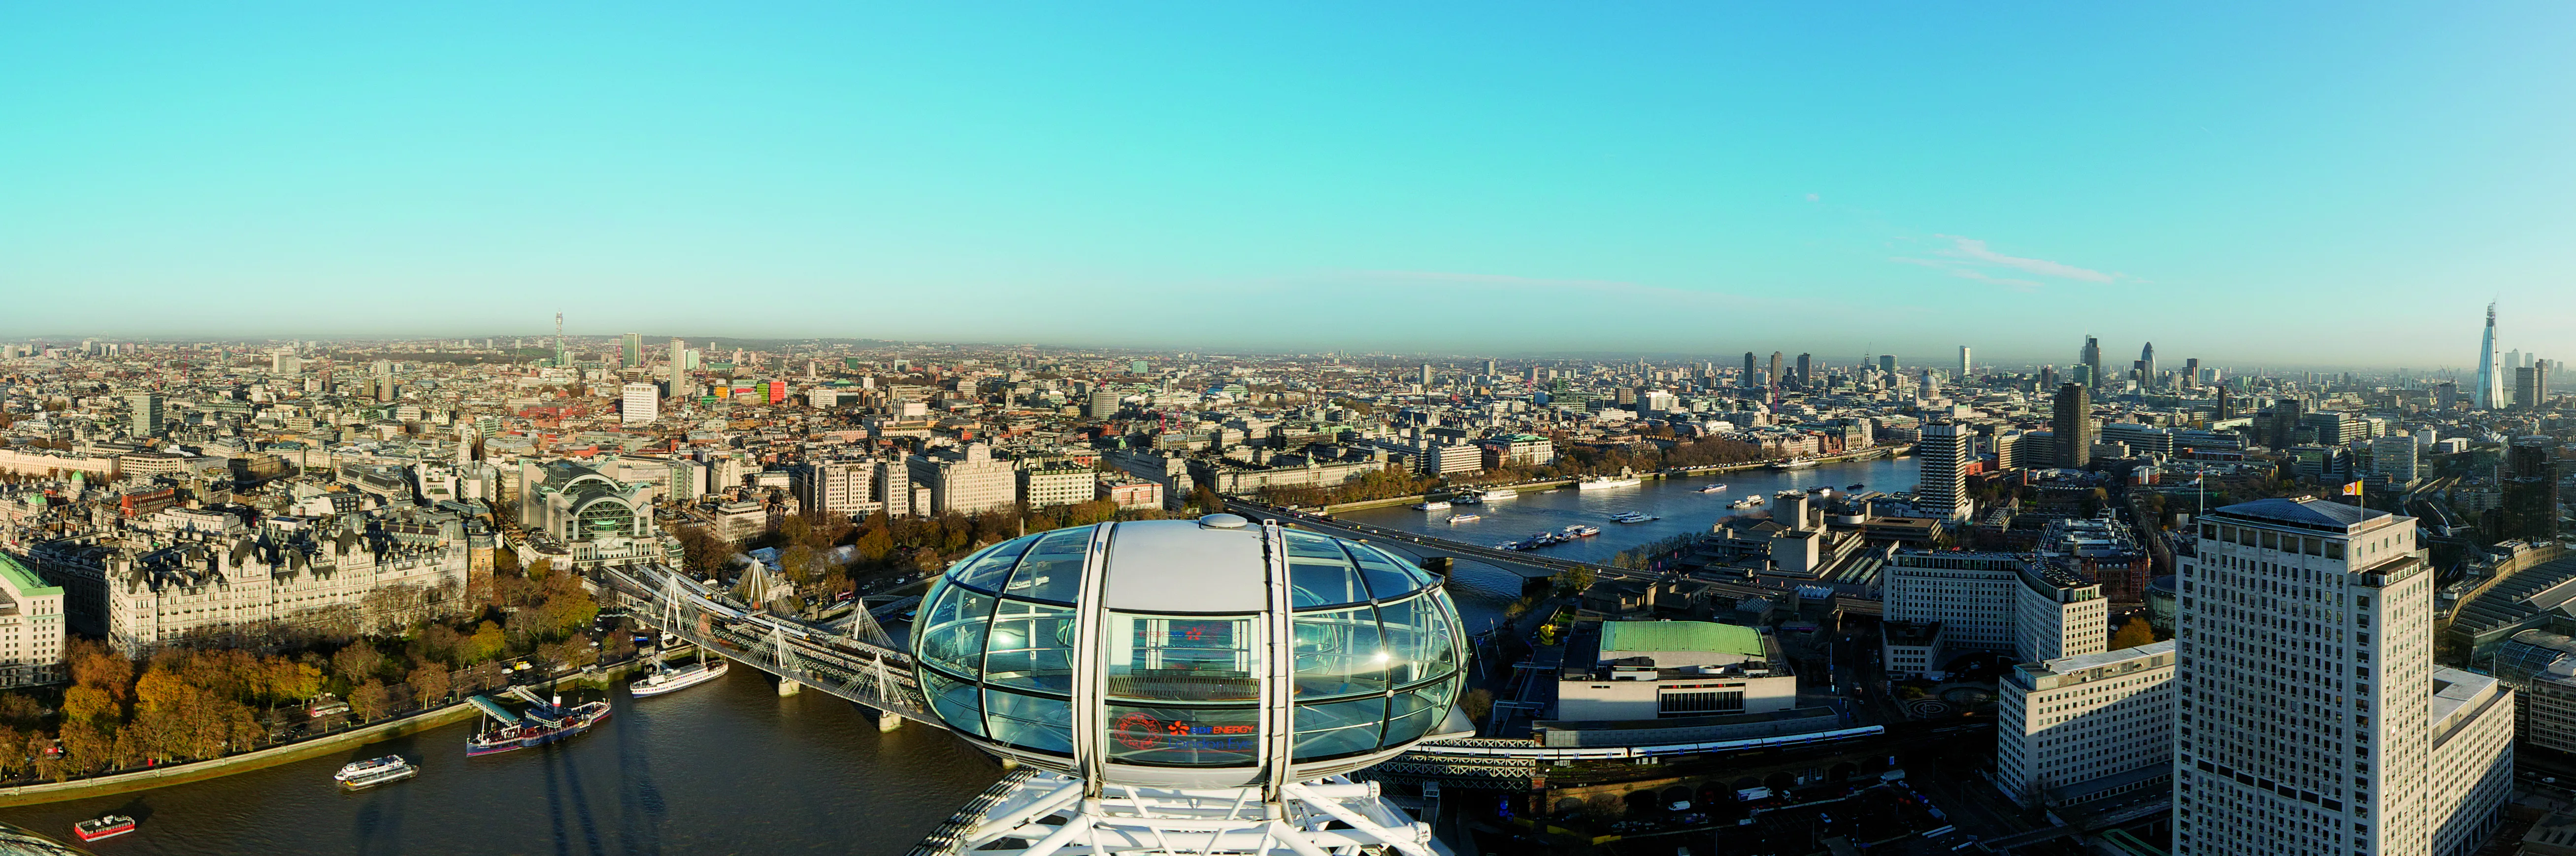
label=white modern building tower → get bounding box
[2174,498,2511,856]
[2476,302,2505,410]
[622,382,660,425]
[1917,421,1972,520]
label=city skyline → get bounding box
[0,325,2547,377]
[5,5,2575,363]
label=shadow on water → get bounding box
[611,683,665,856]
[548,741,609,856]
[107,796,153,823]
[351,773,406,856]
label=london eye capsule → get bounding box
[910,513,1469,790]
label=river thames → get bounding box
[0,457,1915,855]
[0,673,1004,856]
[1338,456,1926,566]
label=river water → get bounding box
[0,670,1004,856]
[1340,456,1926,568]
[0,458,1920,855]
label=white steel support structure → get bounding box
[935,773,1440,856]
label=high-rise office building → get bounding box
[2081,336,2104,392]
[2140,342,2157,391]
[1918,421,1972,520]
[666,337,691,401]
[1958,346,1972,378]
[2174,499,2513,856]
[126,393,164,437]
[2372,435,2419,486]
[2052,383,2093,468]
[1879,354,1897,375]
[1794,353,1812,388]
[2271,397,2308,450]
[2501,437,2558,543]
[621,382,659,425]
[1743,352,1756,384]
[2185,358,2201,389]
[1420,364,1433,389]
[622,332,643,368]
[1769,352,1783,392]
[2476,303,2505,410]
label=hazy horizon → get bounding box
[0,329,2509,376]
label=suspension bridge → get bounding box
[591,562,932,728]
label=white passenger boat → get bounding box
[1575,476,1642,490]
[335,755,419,790]
[1412,500,1452,511]
[630,657,729,698]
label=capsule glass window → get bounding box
[1106,613,1261,703]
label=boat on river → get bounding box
[74,816,136,842]
[1412,500,1452,511]
[1769,458,1817,470]
[1696,484,1727,493]
[1608,512,1658,524]
[336,755,419,790]
[1575,476,1641,490]
[466,691,611,757]
[631,658,728,698]
[1729,496,1766,509]
[1562,524,1602,537]
[1447,514,1481,524]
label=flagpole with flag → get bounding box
[2343,479,2364,507]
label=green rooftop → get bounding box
[0,553,63,597]
[1600,620,1763,658]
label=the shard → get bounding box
[2476,301,2504,409]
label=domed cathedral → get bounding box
[515,460,666,572]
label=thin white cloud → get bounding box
[1289,269,1846,314]
[1890,257,2045,291]
[1891,235,2122,290]
[1932,235,2117,283]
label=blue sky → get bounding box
[3,4,2572,369]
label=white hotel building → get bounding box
[2174,498,2510,856]
[1998,641,2176,808]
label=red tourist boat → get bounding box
[73,815,136,842]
